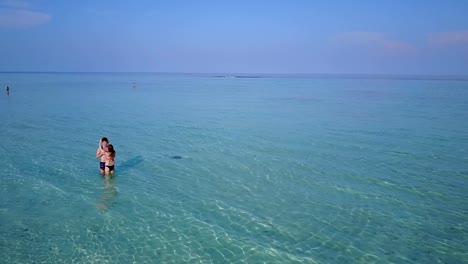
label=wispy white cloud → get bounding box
[0,0,50,28]
[428,31,468,46]
[0,0,29,9]
[332,31,416,55]
[0,9,50,27]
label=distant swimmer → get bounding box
[132,83,136,88]
[6,86,9,95]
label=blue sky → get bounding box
[0,0,467,74]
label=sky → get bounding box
[0,0,467,74]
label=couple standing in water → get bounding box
[96,137,116,175]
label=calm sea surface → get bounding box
[0,73,467,263]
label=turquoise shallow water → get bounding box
[0,73,467,263]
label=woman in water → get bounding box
[105,144,116,175]
[96,137,109,174]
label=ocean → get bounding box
[0,73,467,263]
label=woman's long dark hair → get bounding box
[108,144,116,159]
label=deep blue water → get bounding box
[0,73,467,263]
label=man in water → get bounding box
[96,137,109,174]
[132,83,136,88]
[6,86,9,95]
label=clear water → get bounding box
[0,73,467,263]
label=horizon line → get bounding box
[1,71,468,81]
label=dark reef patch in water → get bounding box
[234,75,262,78]
[211,75,263,78]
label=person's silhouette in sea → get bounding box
[104,144,116,175]
[6,86,9,95]
[96,137,109,174]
